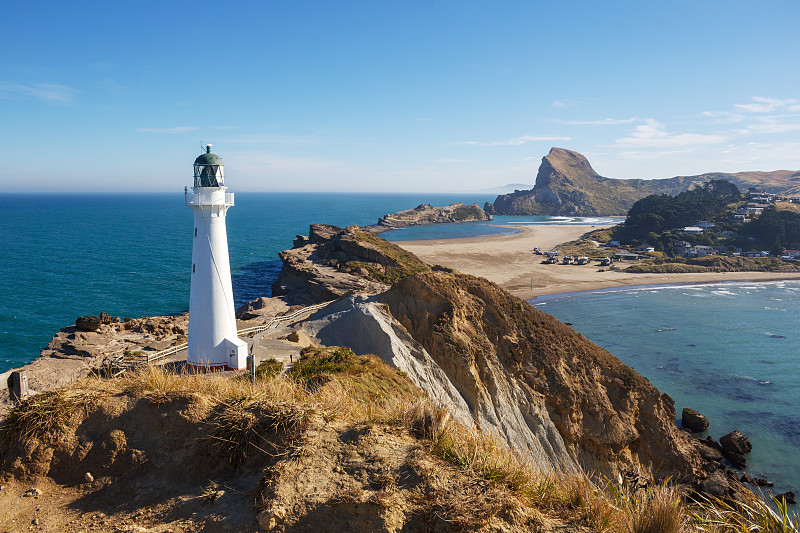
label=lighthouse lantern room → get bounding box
[185,145,247,370]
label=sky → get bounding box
[3,1,800,193]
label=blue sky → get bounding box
[3,1,800,192]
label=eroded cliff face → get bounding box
[376,270,704,479]
[293,260,705,479]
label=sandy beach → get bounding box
[397,224,800,301]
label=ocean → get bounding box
[2,193,796,492]
[534,282,800,494]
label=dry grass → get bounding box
[3,356,798,531]
[0,389,97,447]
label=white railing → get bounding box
[185,190,234,207]
[114,300,333,369]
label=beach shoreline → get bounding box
[395,223,800,301]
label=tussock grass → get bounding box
[0,389,96,447]
[206,397,308,466]
[691,491,799,532]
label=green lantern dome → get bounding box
[193,144,225,187]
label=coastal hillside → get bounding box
[3,225,777,530]
[271,225,710,480]
[486,147,800,216]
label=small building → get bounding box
[681,226,704,234]
[613,252,640,261]
[697,220,716,229]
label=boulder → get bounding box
[775,491,796,505]
[693,439,723,463]
[704,436,724,452]
[700,471,730,497]
[720,430,752,455]
[286,330,313,348]
[682,408,709,432]
[75,315,102,331]
[725,450,747,469]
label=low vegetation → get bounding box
[2,353,797,531]
[626,256,799,274]
[346,228,430,283]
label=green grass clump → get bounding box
[255,358,283,380]
[289,346,358,381]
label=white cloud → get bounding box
[615,119,726,148]
[701,110,745,123]
[552,99,582,108]
[559,117,638,125]
[137,126,200,134]
[457,135,571,146]
[0,82,74,103]
[734,96,799,113]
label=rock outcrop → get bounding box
[486,147,800,216]
[682,407,710,433]
[373,202,491,230]
[272,224,430,305]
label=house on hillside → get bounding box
[697,220,716,229]
[681,226,704,234]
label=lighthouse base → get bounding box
[187,337,248,370]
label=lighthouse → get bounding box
[185,145,247,370]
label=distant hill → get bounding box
[471,183,534,194]
[485,147,800,216]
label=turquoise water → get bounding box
[1,192,496,372]
[384,215,623,241]
[534,282,800,493]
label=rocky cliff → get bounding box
[272,224,430,305]
[297,269,704,480]
[274,229,707,480]
[486,147,800,216]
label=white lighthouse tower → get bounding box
[186,145,247,370]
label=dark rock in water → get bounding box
[682,408,710,432]
[775,491,796,505]
[753,477,774,487]
[725,450,747,469]
[693,439,723,463]
[701,471,730,497]
[740,473,753,484]
[704,436,724,453]
[720,430,752,455]
[769,334,786,339]
[75,315,102,331]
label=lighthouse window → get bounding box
[192,264,195,273]
[194,227,197,237]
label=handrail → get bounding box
[115,300,333,367]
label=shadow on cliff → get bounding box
[232,259,283,308]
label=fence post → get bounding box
[9,371,29,402]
